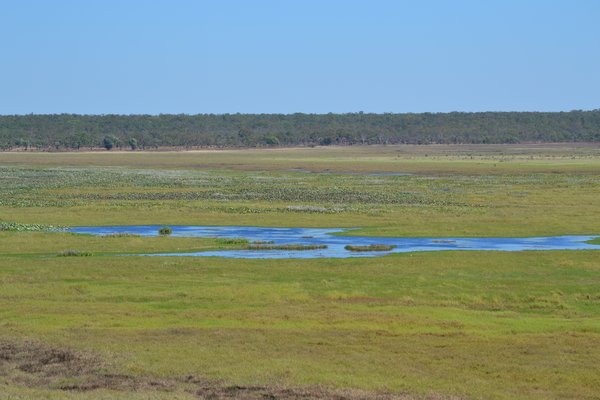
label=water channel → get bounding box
[69,225,600,259]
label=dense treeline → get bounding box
[1,111,599,150]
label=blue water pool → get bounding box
[68,225,600,259]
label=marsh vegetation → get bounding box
[345,244,396,252]
[158,226,172,236]
[1,145,599,399]
[247,243,328,251]
[57,249,93,257]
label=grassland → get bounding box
[1,144,600,399]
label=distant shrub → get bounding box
[58,250,92,257]
[128,137,138,150]
[102,135,118,150]
[263,135,279,145]
[158,226,172,236]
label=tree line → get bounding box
[1,111,599,150]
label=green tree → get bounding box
[263,135,279,146]
[128,138,138,150]
[102,135,119,150]
[15,138,29,150]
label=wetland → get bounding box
[69,225,600,258]
[2,145,600,399]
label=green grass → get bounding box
[1,250,599,399]
[0,232,244,256]
[1,144,600,175]
[1,160,600,237]
[1,145,600,399]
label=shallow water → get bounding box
[69,225,600,259]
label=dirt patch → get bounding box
[0,339,173,392]
[0,339,461,399]
[1,340,92,376]
[190,384,457,400]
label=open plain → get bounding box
[1,144,600,399]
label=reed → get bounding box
[247,244,327,251]
[344,244,396,252]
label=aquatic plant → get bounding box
[247,244,327,251]
[215,238,249,245]
[158,226,172,236]
[344,244,396,252]
[0,222,65,232]
[57,250,92,257]
[286,205,345,213]
[587,237,600,245]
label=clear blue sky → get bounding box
[1,0,598,114]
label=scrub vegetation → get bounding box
[2,111,600,150]
[158,226,173,236]
[1,144,600,399]
[56,249,93,257]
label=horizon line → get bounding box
[2,109,599,117]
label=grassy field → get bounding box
[1,144,600,399]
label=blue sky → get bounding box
[1,0,598,114]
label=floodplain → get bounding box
[1,144,600,399]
